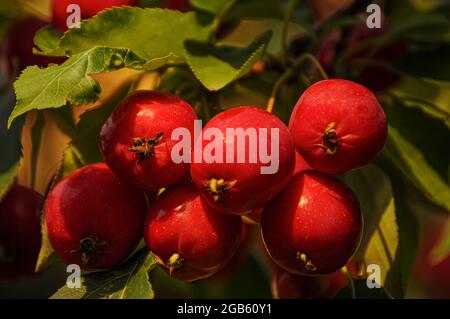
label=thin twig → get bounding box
[209,0,238,42]
[341,266,356,299]
[281,0,299,65]
[266,53,328,113]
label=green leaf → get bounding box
[9,7,212,126]
[59,81,132,179]
[8,47,145,127]
[395,45,450,83]
[383,126,450,212]
[33,25,63,54]
[384,166,419,297]
[44,7,210,59]
[384,13,450,44]
[35,214,61,273]
[369,152,421,298]
[185,30,272,90]
[393,96,450,128]
[339,165,400,297]
[0,90,23,199]
[335,280,392,299]
[51,249,156,299]
[391,75,450,116]
[191,0,230,14]
[379,125,446,295]
[381,94,450,212]
[340,165,394,263]
[387,95,450,178]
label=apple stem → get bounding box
[266,53,328,113]
[341,266,356,299]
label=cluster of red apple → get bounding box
[40,79,387,290]
[0,0,389,297]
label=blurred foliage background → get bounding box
[0,0,449,299]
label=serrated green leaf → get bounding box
[0,90,23,199]
[367,207,401,297]
[369,154,421,298]
[384,95,450,183]
[191,0,230,14]
[45,7,210,59]
[384,126,450,212]
[185,30,272,90]
[387,169,419,297]
[8,47,145,127]
[340,165,401,297]
[384,13,450,44]
[9,7,212,127]
[390,96,450,128]
[335,280,392,299]
[379,126,443,295]
[33,25,63,54]
[340,165,394,263]
[51,249,156,299]
[58,82,132,178]
[391,75,450,116]
[35,213,61,272]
